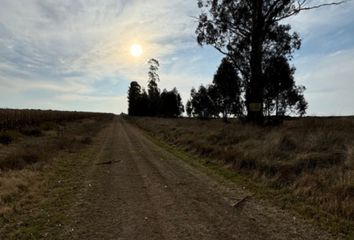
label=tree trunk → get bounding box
[223,111,228,123]
[247,0,264,125]
[275,94,279,117]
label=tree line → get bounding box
[128,59,184,117]
[128,54,307,122]
[127,0,342,122]
[186,56,307,121]
[195,0,342,124]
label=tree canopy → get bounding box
[127,59,184,117]
[263,56,307,117]
[186,56,307,121]
[213,58,243,121]
[196,0,342,123]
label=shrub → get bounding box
[40,121,58,131]
[0,132,13,145]
[0,149,39,170]
[20,127,42,137]
[80,136,92,145]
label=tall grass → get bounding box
[130,117,354,221]
[0,114,113,216]
[0,108,113,130]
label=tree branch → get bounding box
[214,44,248,76]
[275,1,346,22]
[265,0,284,20]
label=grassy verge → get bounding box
[128,117,354,239]
[2,148,99,239]
[0,117,111,239]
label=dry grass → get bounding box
[0,115,113,221]
[0,132,13,145]
[0,169,39,215]
[0,148,41,171]
[130,116,354,221]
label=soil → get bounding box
[62,117,337,240]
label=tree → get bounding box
[196,0,342,124]
[263,56,307,117]
[137,89,150,116]
[147,58,161,116]
[213,58,243,121]
[186,100,193,117]
[295,91,308,117]
[189,85,218,119]
[160,88,184,117]
[205,84,221,118]
[127,81,142,116]
[127,58,186,117]
[173,88,185,116]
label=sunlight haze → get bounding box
[130,44,143,57]
[0,0,353,115]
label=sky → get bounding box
[0,0,353,115]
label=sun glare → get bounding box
[130,44,143,57]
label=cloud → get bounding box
[0,0,353,115]
[286,0,354,115]
[286,1,354,53]
[294,47,354,115]
[0,0,210,113]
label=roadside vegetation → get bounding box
[0,109,108,129]
[0,109,113,238]
[129,116,354,237]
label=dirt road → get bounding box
[66,117,336,240]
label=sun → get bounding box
[130,44,143,57]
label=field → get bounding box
[1,112,353,239]
[0,109,110,130]
[129,116,354,235]
[0,109,113,234]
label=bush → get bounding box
[20,127,42,137]
[40,121,58,131]
[80,136,92,145]
[0,132,13,145]
[0,149,39,170]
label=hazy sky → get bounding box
[0,0,353,115]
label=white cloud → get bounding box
[285,0,354,34]
[295,47,354,115]
[0,0,207,113]
[0,0,353,115]
[286,0,354,115]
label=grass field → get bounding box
[129,116,354,235]
[2,113,353,238]
[0,111,113,234]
